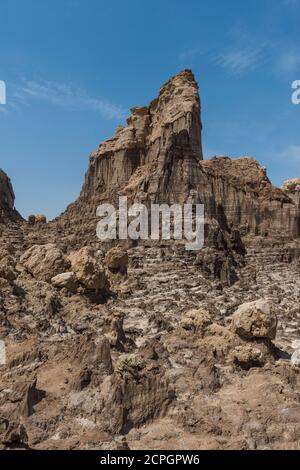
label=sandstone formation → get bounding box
[1,70,300,450]
[56,70,299,245]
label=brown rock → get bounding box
[230,344,270,370]
[1,70,300,451]
[0,169,21,223]
[180,308,212,335]
[231,299,277,340]
[27,214,47,225]
[35,214,47,224]
[20,244,69,282]
[68,247,107,291]
[20,378,46,418]
[103,353,174,434]
[51,272,77,292]
[105,247,128,273]
[57,70,300,244]
[105,312,127,351]
[2,422,28,448]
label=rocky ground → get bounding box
[1,70,300,450]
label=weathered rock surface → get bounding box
[105,247,128,273]
[51,272,77,292]
[230,344,271,370]
[282,178,300,192]
[282,178,300,209]
[231,299,278,340]
[20,244,69,282]
[291,349,300,369]
[1,70,300,451]
[68,247,108,292]
[0,169,21,223]
[28,214,47,225]
[179,308,212,335]
[55,70,300,245]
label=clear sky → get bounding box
[0,0,300,219]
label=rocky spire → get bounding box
[57,70,300,241]
[62,69,203,219]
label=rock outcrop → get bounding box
[57,70,203,241]
[0,169,21,223]
[282,178,300,214]
[56,70,300,244]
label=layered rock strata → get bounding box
[56,70,299,243]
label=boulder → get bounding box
[180,308,212,335]
[20,244,69,282]
[27,214,47,225]
[68,247,107,291]
[282,178,300,193]
[35,214,47,224]
[51,272,77,292]
[105,247,128,273]
[231,299,277,341]
[230,344,268,370]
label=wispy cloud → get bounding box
[279,144,300,161]
[10,79,126,120]
[179,18,300,79]
[212,42,267,76]
[179,26,269,77]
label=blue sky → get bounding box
[0,0,300,219]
